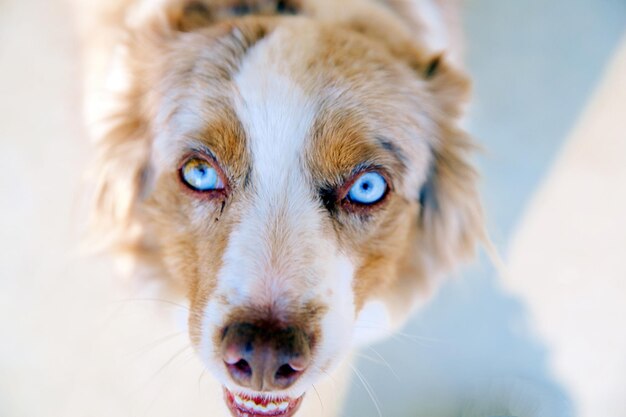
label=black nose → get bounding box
[221,323,311,391]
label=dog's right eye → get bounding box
[180,158,225,192]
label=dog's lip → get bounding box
[223,387,304,417]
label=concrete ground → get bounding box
[1,1,625,416]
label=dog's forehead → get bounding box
[232,27,317,193]
[230,23,430,191]
[155,21,432,199]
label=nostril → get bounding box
[227,359,253,378]
[224,359,252,381]
[275,363,300,380]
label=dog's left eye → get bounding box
[180,158,225,192]
[347,171,388,205]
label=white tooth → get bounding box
[267,403,277,411]
[245,400,256,409]
[234,395,245,406]
[278,402,288,411]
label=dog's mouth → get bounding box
[224,387,304,417]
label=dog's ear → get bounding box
[85,4,190,255]
[87,63,151,254]
[420,53,470,118]
[417,130,483,274]
[415,55,484,275]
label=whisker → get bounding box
[353,352,387,365]
[178,351,202,378]
[353,323,441,346]
[366,347,400,382]
[126,343,194,414]
[312,384,325,417]
[394,330,441,344]
[125,331,186,359]
[308,361,338,391]
[140,349,197,417]
[116,297,191,312]
[349,364,383,417]
[352,351,400,382]
[198,368,208,394]
[139,344,193,392]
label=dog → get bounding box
[81,0,483,415]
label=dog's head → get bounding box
[87,1,482,415]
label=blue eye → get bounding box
[180,158,225,191]
[347,171,388,205]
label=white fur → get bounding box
[352,300,393,346]
[198,30,357,397]
[223,29,320,305]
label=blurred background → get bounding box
[1,1,625,416]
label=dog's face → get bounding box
[89,3,482,416]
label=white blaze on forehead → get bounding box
[233,34,316,194]
[216,32,323,305]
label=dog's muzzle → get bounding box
[220,321,311,416]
